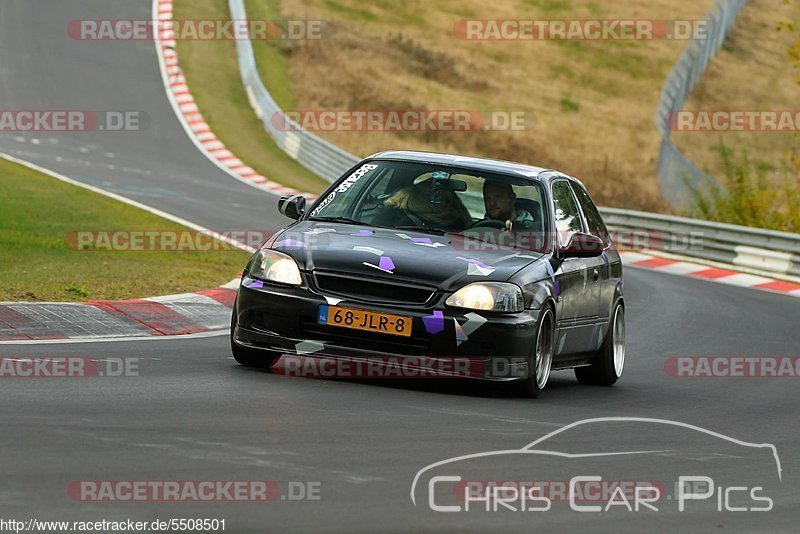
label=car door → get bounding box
[551,179,598,356]
[571,181,614,334]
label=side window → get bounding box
[571,183,610,246]
[366,169,394,197]
[353,168,394,219]
[551,181,583,247]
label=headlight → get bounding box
[445,282,524,313]
[249,248,303,286]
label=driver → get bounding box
[482,181,535,229]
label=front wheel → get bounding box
[516,307,555,398]
[230,308,279,370]
[575,302,625,386]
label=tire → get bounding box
[575,301,625,386]
[230,307,279,370]
[516,307,555,398]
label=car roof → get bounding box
[368,150,556,182]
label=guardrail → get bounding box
[600,207,800,278]
[228,0,800,279]
[655,0,748,209]
[229,0,359,183]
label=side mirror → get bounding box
[278,195,306,220]
[563,232,604,258]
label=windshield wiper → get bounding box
[394,225,447,236]
[308,216,363,225]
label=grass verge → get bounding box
[172,0,329,194]
[0,157,249,302]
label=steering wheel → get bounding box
[467,219,507,230]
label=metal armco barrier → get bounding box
[655,0,748,209]
[600,208,800,278]
[229,0,359,183]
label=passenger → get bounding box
[384,179,472,232]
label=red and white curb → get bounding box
[620,251,800,298]
[154,0,317,201]
[0,279,240,342]
[5,250,798,342]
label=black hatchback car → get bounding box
[231,151,624,397]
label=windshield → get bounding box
[307,160,549,252]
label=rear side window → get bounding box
[551,180,583,247]
[571,183,610,246]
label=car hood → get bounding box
[270,221,544,290]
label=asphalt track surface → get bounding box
[0,0,285,232]
[1,1,799,532]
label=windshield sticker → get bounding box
[335,163,379,193]
[309,191,336,217]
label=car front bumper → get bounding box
[233,275,543,381]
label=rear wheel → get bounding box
[230,308,279,370]
[517,307,555,398]
[575,301,625,386]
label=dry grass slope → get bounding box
[675,0,798,181]
[273,0,715,211]
[177,0,794,218]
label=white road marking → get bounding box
[0,329,228,345]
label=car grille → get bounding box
[301,321,431,355]
[312,271,436,305]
